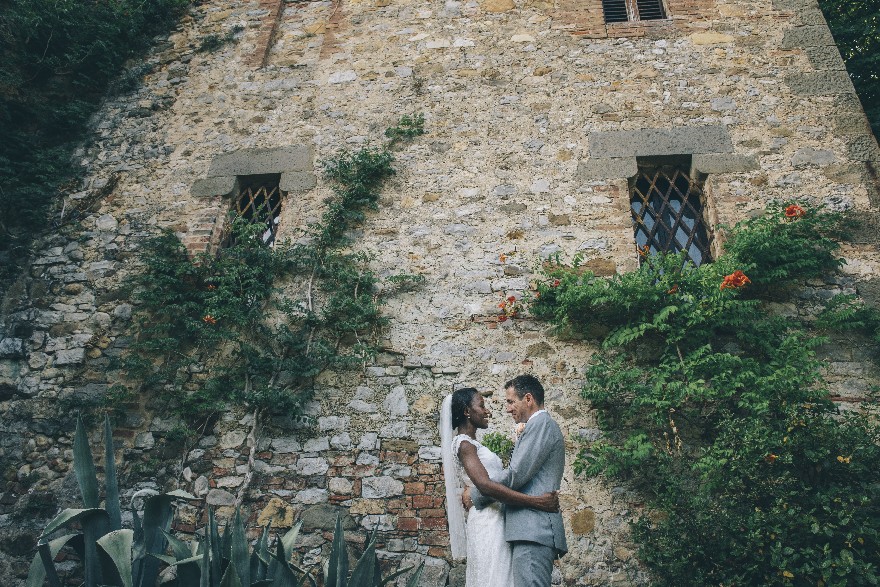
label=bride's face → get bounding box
[466,394,491,429]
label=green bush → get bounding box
[481,431,515,466]
[533,204,880,586]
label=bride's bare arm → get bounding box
[458,441,559,511]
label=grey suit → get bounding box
[471,411,568,587]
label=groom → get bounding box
[466,374,568,587]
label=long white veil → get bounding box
[440,394,467,560]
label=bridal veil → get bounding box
[440,394,468,560]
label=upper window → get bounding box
[602,0,666,23]
[630,157,711,267]
[234,174,283,246]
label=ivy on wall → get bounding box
[532,204,880,586]
[117,117,425,429]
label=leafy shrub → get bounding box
[533,204,880,586]
[481,431,515,466]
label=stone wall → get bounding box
[1,0,879,584]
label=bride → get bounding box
[441,388,559,587]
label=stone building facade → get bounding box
[1,0,879,584]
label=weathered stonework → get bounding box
[2,0,879,584]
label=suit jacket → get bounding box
[472,411,568,555]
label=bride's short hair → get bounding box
[450,387,479,428]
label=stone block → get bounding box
[257,497,297,528]
[279,171,317,192]
[0,338,25,359]
[691,154,760,175]
[791,147,836,167]
[772,0,819,10]
[207,145,314,177]
[571,508,596,535]
[206,489,236,506]
[834,113,872,136]
[295,488,328,504]
[807,45,846,71]
[796,8,828,25]
[847,135,880,162]
[575,157,637,181]
[362,475,404,498]
[785,71,855,95]
[588,126,733,158]
[690,32,734,45]
[781,26,836,49]
[301,504,357,531]
[191,176,238,197]
[54,348,85,365]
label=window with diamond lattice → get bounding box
[234,174,283,246]
[630,162,711,267]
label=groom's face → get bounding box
[505,386,530,424]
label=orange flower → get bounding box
[764,453,778,463]
[499,254,507,263]
[498,302,506,309]
[206,284,217,290]
[666,285,678,294]
[637,244,650,257]
[720,270,751,290]
[784,204,806,219]
[507,295,516,303]
[202,315,217,325]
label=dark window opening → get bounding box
[233,174,283,246]
[603,0,666,23]
[630,156,712,267]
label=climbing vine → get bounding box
[532,203,880,586]
[118,117,424,427]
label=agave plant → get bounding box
[27,417,426,587]
[26,415,197,587]
[323,515,424,587]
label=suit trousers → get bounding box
[511,541,556,587]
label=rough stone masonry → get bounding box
[1,0,879,584]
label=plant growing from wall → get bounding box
[118,117,425,430]
[531,203,880,586]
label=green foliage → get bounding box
[481,431,515,466]
[383,113,426,145]
[121,119,424,425]
[818,0,880,137]
[819,294,880,343]
[29,419,423,587]
[27,416,198,587]
[0,0,190,284]
[197,25,244,53]
[533,204,880,586]
[720,203,844,294]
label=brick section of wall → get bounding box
[556,0,714,37]
[181,196,226,257]
[246,0,285,68]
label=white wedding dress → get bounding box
[452,434,514,587]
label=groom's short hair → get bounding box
[505,374,545,405]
